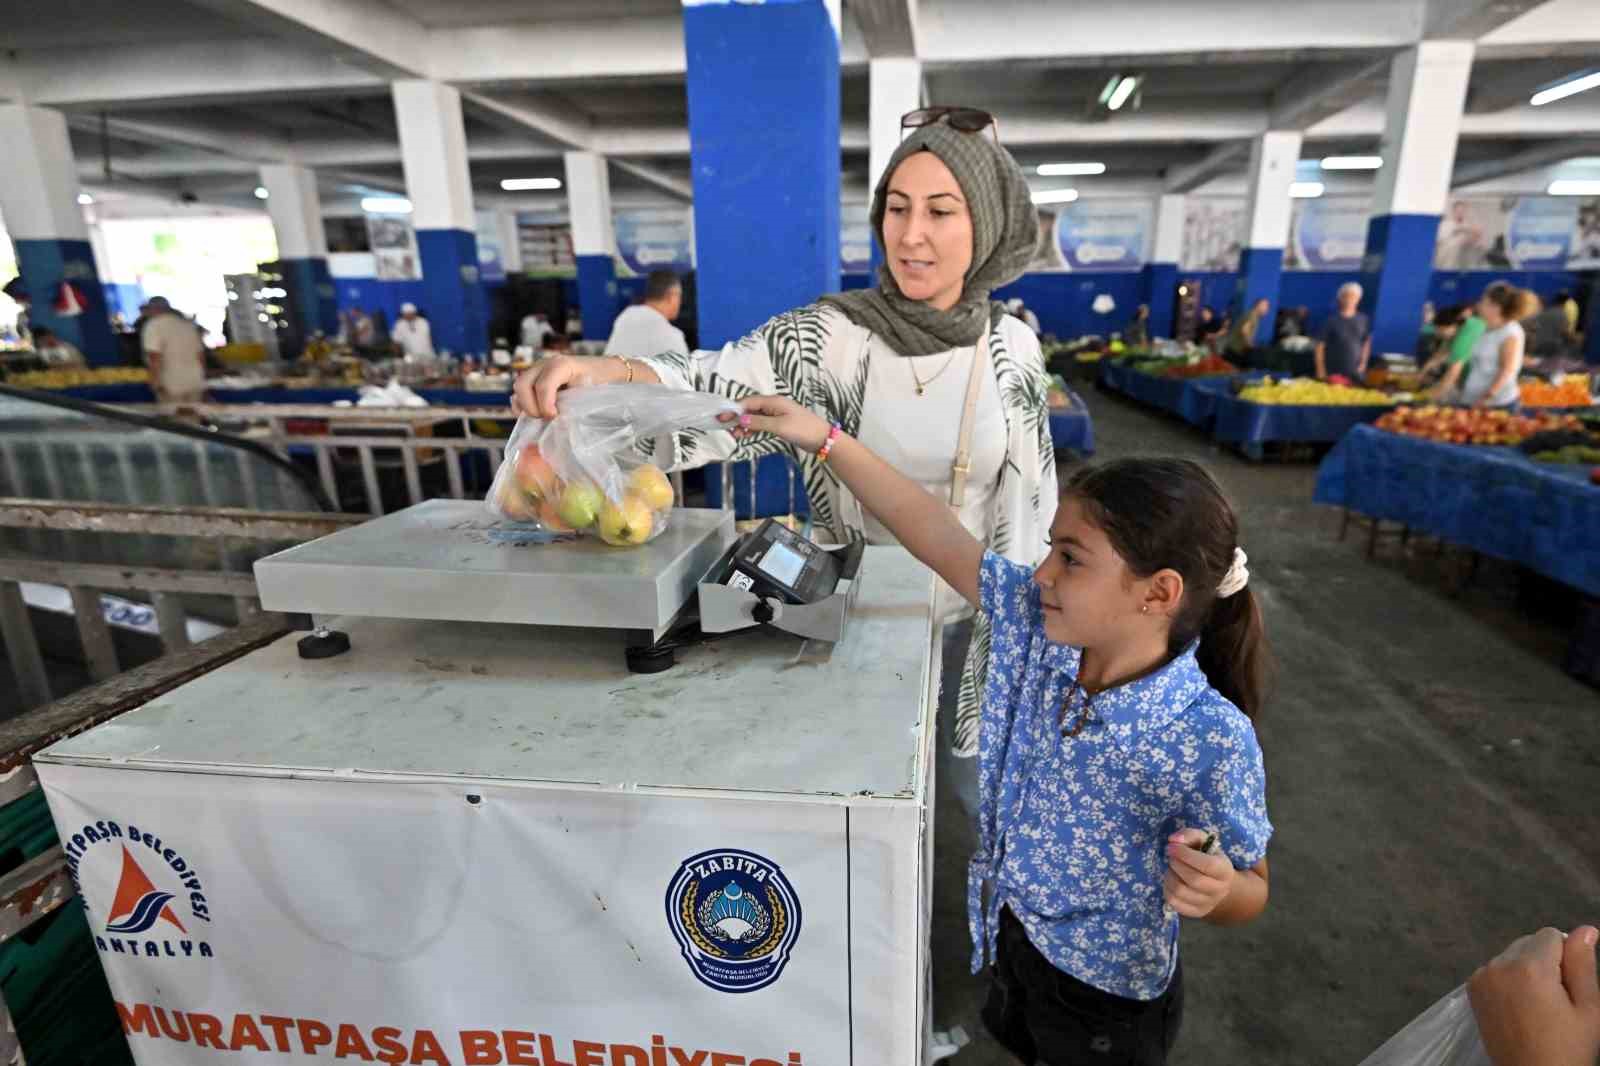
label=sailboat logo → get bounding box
[104,847,187,936]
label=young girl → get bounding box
[728,397,1272,1066]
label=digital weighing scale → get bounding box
[34,499,941,1065]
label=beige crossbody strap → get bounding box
[949,329,990,512]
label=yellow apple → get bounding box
[598,493,655,546]
[627,465,675,510]
[493,478,539,522]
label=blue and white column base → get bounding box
[574,254,619,342]
[1360,213,1441,358]
[15,238,117,365]
[415,229,488,356]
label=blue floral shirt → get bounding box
[968,552,1273,1001]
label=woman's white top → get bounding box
[1460,320,1524,407]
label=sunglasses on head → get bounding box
[901,106,1000,144]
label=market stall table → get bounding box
[1211,394,1391,453]
[34,501,941,1065]
[1314,424,1600,597]
[1096,361,1188,416]
[1048,393,1095,454]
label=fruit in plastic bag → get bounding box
[515,443,562,503]
[493,478,540,523]
[598,494,655,546]
[628,465,675,510]
[557,481,604,530]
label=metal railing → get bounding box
[0,498,361,711]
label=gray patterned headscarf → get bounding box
[821,120,1041,357]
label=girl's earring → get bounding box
[1140,605,1150,614]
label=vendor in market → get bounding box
[604,270,688,360]
[514,107,1055,807]
[1125,303,1150,347]
[1314,282,1371,382]
[1419,304,1485,387]
[1225,297,1270,359]
[520,310,556,350]
[141,296,207,405]
[1429,282,1532,408]
[391,302,435,359]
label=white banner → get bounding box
[41,764,920,1065]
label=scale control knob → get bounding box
[297,626,351,659]
[751,599,776,625]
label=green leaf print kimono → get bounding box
[638,303,1059,756]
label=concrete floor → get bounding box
[933,384,1600,1065]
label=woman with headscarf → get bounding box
[514,108,1056,775]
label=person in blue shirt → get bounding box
[727,398,1272,1066]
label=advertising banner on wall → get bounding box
[1051,201,1152,271]
[1571,198,1600,269]
[473,211,506,284]
[37,760,927,1066]
[614,209,695,277]
[365,214,423,281]
[1182,199,1246,272]
[1288,197,1368,271]
[1505,196,1579,270]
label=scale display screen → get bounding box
[758,542,807,588]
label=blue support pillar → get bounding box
[684,0,840,348]
[14,239,116,364]
[575,253,618,341]
[1360,213,1440,357]
[414,228,487,356]
[279,257,339,338]
[1236,247,1284,345]
[1142,262,1178,338]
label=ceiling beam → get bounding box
[1467,61,1566,113]
[429,18,689,86]
[850,0,920,58]
[463,91,592,151]
[64,113,295,165]
[1453,138,1600,187]
[22,40,383,110]
[183,0,431,79]
[1269,59,1393,130]
[611,160,694,202]
[1165,142,1250,193]
[917,0,1428,66]
[1424,0,1548,39]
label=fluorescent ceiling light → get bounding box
[1548,179,1600,196]
[1037,162,1106,177]
[1531,70,1600,107]
[500,177,562,191]
[1320,155,1383,171]
[254,186,269,199]
[1290,181,1325,198]
[1031,188,1080,205]
[1107,76,1139,112]
[1097,76,1121,106]
[77,192,93,205]
[361,196,413,214]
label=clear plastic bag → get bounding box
[1357,986,1491,1066]
[485,384,741,546]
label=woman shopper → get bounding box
[513,107,1057,783]
[1432,282,1534,408]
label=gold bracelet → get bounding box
[616,355,634,384]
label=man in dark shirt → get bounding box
[1316,282,1371,380]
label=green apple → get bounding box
[557,481,604,530]
[598,494,655,546]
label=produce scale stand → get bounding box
[34,500,942,1065]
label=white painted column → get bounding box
[563,150,619,340]
[496,209,524,274]
[259,163,328,260]
[392,80,475,232]
[1242,131,1303,254]
[1152,193,1185,266]
[1235,130,1302,342]
[390,80,486,354]
[1372,42,1475,219]
[1363,41,1476,357]
[0,103,115,360]
[868,58,922,194]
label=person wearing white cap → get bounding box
[141,296,207,404]
[391,302,434,358]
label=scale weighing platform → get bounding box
[34,500,942,1065]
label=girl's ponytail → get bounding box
[1196,586,1269,720]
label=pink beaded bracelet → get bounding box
[817,422,843,463]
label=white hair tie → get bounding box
[1216,547,1250,598]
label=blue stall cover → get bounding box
[1211,394,1390,444]
[1315,424,1600,597]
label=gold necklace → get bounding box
[908,350,962,396]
